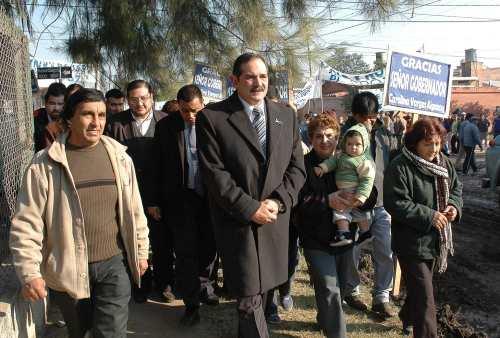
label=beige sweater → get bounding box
[9,134,149,299]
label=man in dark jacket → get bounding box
[460,113,483,175]
[150,84,219,326]
[33,82,66,152]
[197,53,306,338]
[105,80,174,303]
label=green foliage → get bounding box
[4,0,417,97]
[325,46,371,74]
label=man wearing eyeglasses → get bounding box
[106,80,176,304]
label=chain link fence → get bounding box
[0,9,34,267]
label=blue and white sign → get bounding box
[226,77,235,97]
[275,71,289,103]
[383,50,453,118]
[319,61,385,86]
[193,64,223,102]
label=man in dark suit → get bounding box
[151,84,218,326]
[197,53,306,338]
[105,80,175,303]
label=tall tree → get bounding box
[325,46,372,74]
[5,0,418,97]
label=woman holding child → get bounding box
[295,113,361,338]
[384,118,462,337]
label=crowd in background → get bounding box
[19,52,500,338]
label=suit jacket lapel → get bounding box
[174,115,186,184]
[124,110,136,139]
[261,99,284,198]
[265,99,283,161]
[227,94,265,159]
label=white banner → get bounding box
[293,62,386,109]
[319,61,385,86]
[293,74,322,109]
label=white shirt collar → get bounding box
[131,109,154,123]
[238,96,266,122]
[131,110,154,136]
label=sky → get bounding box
[28,0,500,77]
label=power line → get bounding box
[318,0,444,37]
[327,1,500,6]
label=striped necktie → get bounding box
[252,108,266,157]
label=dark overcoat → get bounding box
[105,109,167,207]
[196,93,306,297]
[151,112,208,220]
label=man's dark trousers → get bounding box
[50,254,131,338]
[172,189,217,308]
[238,292,272,338]
[133,215,175,297]
[149,215,175,292]
[462,145,477,174]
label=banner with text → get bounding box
[193,64,223,102]
[382,51,452,117]
[274,71,289,103]
[294,71,322,110]
[319,61,385,86]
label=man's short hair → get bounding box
[232,53,266,77]
[351,92,379,117]
[105,88,125,100]
[65,83,83,102]
[44,82,67,102]
[161,100,179,114]
[126,80,153,97]
[61,88,104,126]
[177,84,203,103]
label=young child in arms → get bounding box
[314,123,375,246]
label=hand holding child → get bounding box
[351,198,363,208]
[314,166,324,177]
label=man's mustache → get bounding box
[250,86,265,92]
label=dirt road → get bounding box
[434,152,500,338]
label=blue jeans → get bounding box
[304,248,358,338]
[350,206,394,304]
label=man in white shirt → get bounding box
[105,80,175,304]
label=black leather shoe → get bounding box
[133,292,148,304]
[200,290,219,306]
[266,313,281,325]
[180,307,200,327]
[372,302,395,319]
[161,286,176,303]
[344,295,368,312]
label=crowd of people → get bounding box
[9,52,481,338]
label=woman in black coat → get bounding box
[295,114,360,338]
[384,118,463,337]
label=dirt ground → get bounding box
[45,152,500,338]
[433,152,500,338]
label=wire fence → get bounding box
[0,9,34,268]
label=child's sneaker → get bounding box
[356,230,373,246]
[330,231,353,247]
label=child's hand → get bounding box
[351,198,363,208]
[314,166,324,177]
